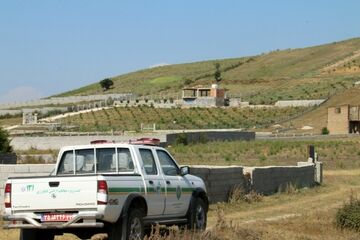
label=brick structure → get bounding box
[182,84,226,107]
[327,105,360,134]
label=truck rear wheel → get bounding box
[107,208,145,240]
[20,229,54,240]
[126,208,144,240]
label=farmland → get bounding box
[60,106,308,132]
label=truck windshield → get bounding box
[57,147,134,175]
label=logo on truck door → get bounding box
[176,185,182,200]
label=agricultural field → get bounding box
[60,106,308,132]
[170,137,360,170]
[56,38,360,105]
[0,117,21,127]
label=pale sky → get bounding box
[0,0,360,103]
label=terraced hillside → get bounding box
[58,38,360,104]
[61,106,307,132]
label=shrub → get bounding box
[175,133,188,146]
[0,127,12,153]
[322,127,330,135]
[336,192,360,230]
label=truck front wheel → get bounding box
[187,198,207,230]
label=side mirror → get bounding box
[180,166,190,176]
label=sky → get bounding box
[0,1,360,103]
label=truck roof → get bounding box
[60,138,162,151]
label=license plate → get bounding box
[41,213,73,222]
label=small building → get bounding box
[182,84,226,107]
[327,105,360,134]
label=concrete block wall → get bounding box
[166,131,255,146]
[190,166,247,203]
[0,164,55,213]
[243,163,315,195]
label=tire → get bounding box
[187,198,207,230]
[20,229,54,240]
[126,208,145,240]
[107,208,145,240]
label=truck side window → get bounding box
[117,148,134,172]
[139,149,157,175]
[58,151,74,175]
[96,148,116,173]
[75,149,94,174]
[156,150,179,176]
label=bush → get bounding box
[322,127,330,135]
[174,133,188,146]
[0,127,12,153]
[336,193,360,230]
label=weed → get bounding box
[278,182,299,194]
[228,185,263,204]
[336,191,360,231]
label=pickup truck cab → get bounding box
[3,138,208,240]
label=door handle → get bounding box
[166,181,171,185]
[149,180,154,185]
[49,181,60,187]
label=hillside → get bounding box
[281,87,360,133]
[58,38,360,104]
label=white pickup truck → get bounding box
[3,138,208,240]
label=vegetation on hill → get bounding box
[60,106,307,132]
[57,38,360,104]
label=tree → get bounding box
[0,127,12,153]
[100,78,114,91]
[214,63,222,83]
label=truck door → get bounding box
[156,149,192,216]
[138,148,166,216]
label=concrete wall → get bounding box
[190,166,247,203]
[327,105,349,134]
[10,134,167,150]
[0,153,17,164]
[166,131,255,145]
[0,94,133,110]
[244,163,315,195]
[275,99,325,107]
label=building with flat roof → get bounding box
[182,84,226,107]
[327,105,360,134]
